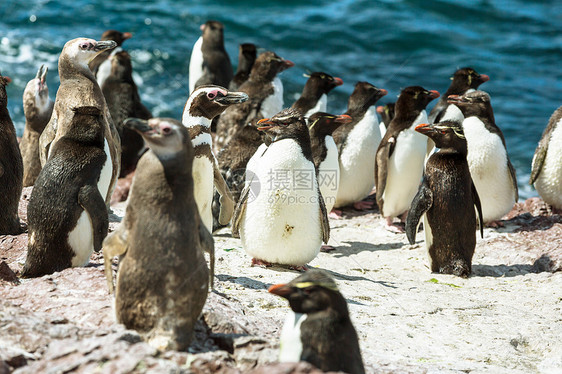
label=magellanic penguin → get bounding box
[232,108,330,269]
[189,20,233,94]
[268,269,365,374]
[182,85,248,232]
[375,86,439,232]
[103,118,214,352]
[22,106,109,277]
[89,30,132,87]
[331,82,387,212]
[39,38,121,208]
[101,50,152,176]
[291,72,343,119]
[20,65,54,187]
[376,102,395,137]
[229,43,257,91]
[214,51,294,153]
[530,106,562,210]
[0,73,24,235]
[428,67,489,124]
[448,91,518,224]
[406,121,483,278]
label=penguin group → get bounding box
[0,18,559,372]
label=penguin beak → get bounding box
[478,74,490,83]
[428,90,440,99]
[376,105,384,114]
[415,123,434,135]
[123,118,153,134]
[447,95,465,105]
[333,77,343,86]
[2,75,11,85]
[215,91,249,105]
[378,88,388,97]
[257,118,275,131]
[122,32,133,40]
[280,59,295,72]
[335,114,352,124]
[93,40,117,52]
[268,283,292,297]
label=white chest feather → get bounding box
[188,36,204,94]
[192,156,214,232]
[379,121,387,139]
[335,107,380,207]
[381,111,427,217]
[98,138,113,199]
[319,135,339,212]
[305,94,327,119]
[279,311,307,362]
[439,104,465,123]
[68,210,94,267]
[242,139,322,265]
[534,118,562,208]
[261,77,284,119]
[96,47,122,88]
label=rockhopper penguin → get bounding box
[290,72,343,120]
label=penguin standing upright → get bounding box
[22,106,109,277]
[291,72,343,119]
[331,82,387,212]
[101,50,152,176]
[530,106,562,210]
[89,30,132,87]
[376,102,394,137]
[20,65,54,186]
[375,86,439,232]
[103,117,213,351]
[0,73,24,235]
[406,121,483,277]
[189,20,233,93]
[232,108,330,269]
[268,269,365,374]
[448,91,518,224]
[39,38,121,207]
[229,43,257,91]
[182,85,248,232]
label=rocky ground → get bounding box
[1,188,561,373]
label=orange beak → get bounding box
[268,283,291,297]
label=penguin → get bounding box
[20,64,54,187]
[89,30,133,87]
[331,82,387,212]
[406,121,483,278]
[214,51,294,153]
[232,108,330,269]
[376,102,395,137]
[22,106,109,277]
[182,85,248,232]
[375,86,440,232]
[291,72,343,119]
[39,38,121,208]
[103,117,214,351]
[189,20,233,94]
[268,269,365,374]
[0,73,24,235]
[530,106,562,210]
[308,112,352,214]
[101,50,152,176]
[229,43,257,91]
[448,91,518,224]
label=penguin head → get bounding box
[268,269,342,314]
[347,82,388,114]
[185,86,249,120]
[376,102,395,127]
[100,30,132,46]
[447,90,492,119]
[451,67,490,91]
[33,64,49,100]
[64,38,117,67]
[201,20,225,44]
[308,112,352,137]
[124,117,192,161]
[305,72,344,95]
[250,51,294,81]
[397,86,439,113]
[415,120,467,152]
[257,108,308,142]
[239,43,257,64]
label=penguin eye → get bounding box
[207,92,216,99]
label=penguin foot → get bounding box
[320,245,336,252]
[329,209,343,219]
[485,220,504,228]
[251,258,273,268]
[288,264,310,272]
[353,200,374,211]
[384,220,405,233]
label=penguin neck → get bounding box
[159,148,194,190]
[393,104,424,128]
[59,55,98,84]
[273,125,313,162]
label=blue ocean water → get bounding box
[1,0,561,199]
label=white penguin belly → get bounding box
[68,210,94,267]
[98,138,113,200]
[96,47,121,88]
[381,111,428,217]
[335,107,381,208]
[261,77,284,118]
[305,94,327,119]
[279,311,307,363]
[464,117,516,222]
[192,156,214,232]
[534,119,562,209]
[318,136,339,212]
[188,36,204,94]
[423,214,434,269]
[241,139,322,265]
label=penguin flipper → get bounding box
[507,159,519,201]
[375,136,396,214]
[317,184,330,244]
[472,181,484,239]
[405,178,432,245]
[101,225,129,294]
[231,182,249,238]
[39,116,57,166]
[529,143,547,185]
[78,184,109,253]
[198,222,215,290]
[213,160,235,225]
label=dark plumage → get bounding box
[229,43,257,91]
[89,29,132,76]
[290,72,343,117]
